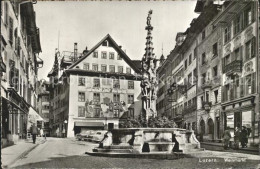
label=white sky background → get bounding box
[34,1,199,80]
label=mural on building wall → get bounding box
[85,99,127,118]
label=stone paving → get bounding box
[1,136,46,168]
[2,137,260,169]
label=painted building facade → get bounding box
[48,34,142,137]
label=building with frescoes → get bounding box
[213,1,259,145]
[1,1,42,147]
[48,34,142,137]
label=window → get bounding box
[202,30,205,40]
[224,26,231,43]
[128,108,134,118]
[101,52,107,59]
[109,52,114,59]
[93,51,98,58]
[245,74,252,95]
[94,108,100,117]
[245,38,255,60]
[109,65,115,73]
[202,73,206,84]
[78,106,85,117]
[205,91,209,102]
[225,54,231,66]
[213,65,218,77]
[213,42,218,56]
[83,63,89,70]
[184,60,187,70]
[188,73,192,87]
[102,41,108,46]
[113,94,120,102]
[93,78,100,87]
[128,81,134,89]
[128,94,134,104]
[93,93,100,102]
[92,64,98,71]
[194,48,197,59]
[234,15,242,35]
[202,53,206,65]
[118,66,123,73]
[126,67,131,74]
[4,2,8,26]
[78,92,85,102]
[214,90,218,103]
[9,16,13,45]
[117,54,122,60]
[113,79,120,88]
[244,7,252,27]
[101,65,107,72]
[78,77,85,86]
[200,96,204,107]
[189,54,192,65]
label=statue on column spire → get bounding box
[141,10,159,121]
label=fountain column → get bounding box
[141,10,159,121]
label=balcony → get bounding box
[224,60,242,75]
[201,80,212,90]
[183,104,197,115]
[202,101,212,111]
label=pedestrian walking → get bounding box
[240,126,248,148]
[233,127,240,150]
[31,123,38,144]
[223,127,231,150]
[40,128,44,137]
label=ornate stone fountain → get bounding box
[86,11,202,159]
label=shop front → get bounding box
[222,96,258,146]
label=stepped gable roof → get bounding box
[69,34,141,74]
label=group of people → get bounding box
[223,126,249,150]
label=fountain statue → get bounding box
[141,10,159,120]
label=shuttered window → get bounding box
[9,16,13,45]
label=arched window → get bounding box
[208,118,214,134]
[200,119,205,134]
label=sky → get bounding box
[34,1,199,80]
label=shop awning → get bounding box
[74,122,104,127]
[28,107,44,123]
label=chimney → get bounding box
[74,43,78,62]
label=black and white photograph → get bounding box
[1,0,260,168]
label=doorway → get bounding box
[108,123,114,131]
[234,112,242,129]
[216,117,220,139]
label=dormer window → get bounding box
[102,40,108,46]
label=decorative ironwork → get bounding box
[224,60,242,75]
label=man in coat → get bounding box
[240,126,248,148]
[223,127,231,150]
[31,123,38,144]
